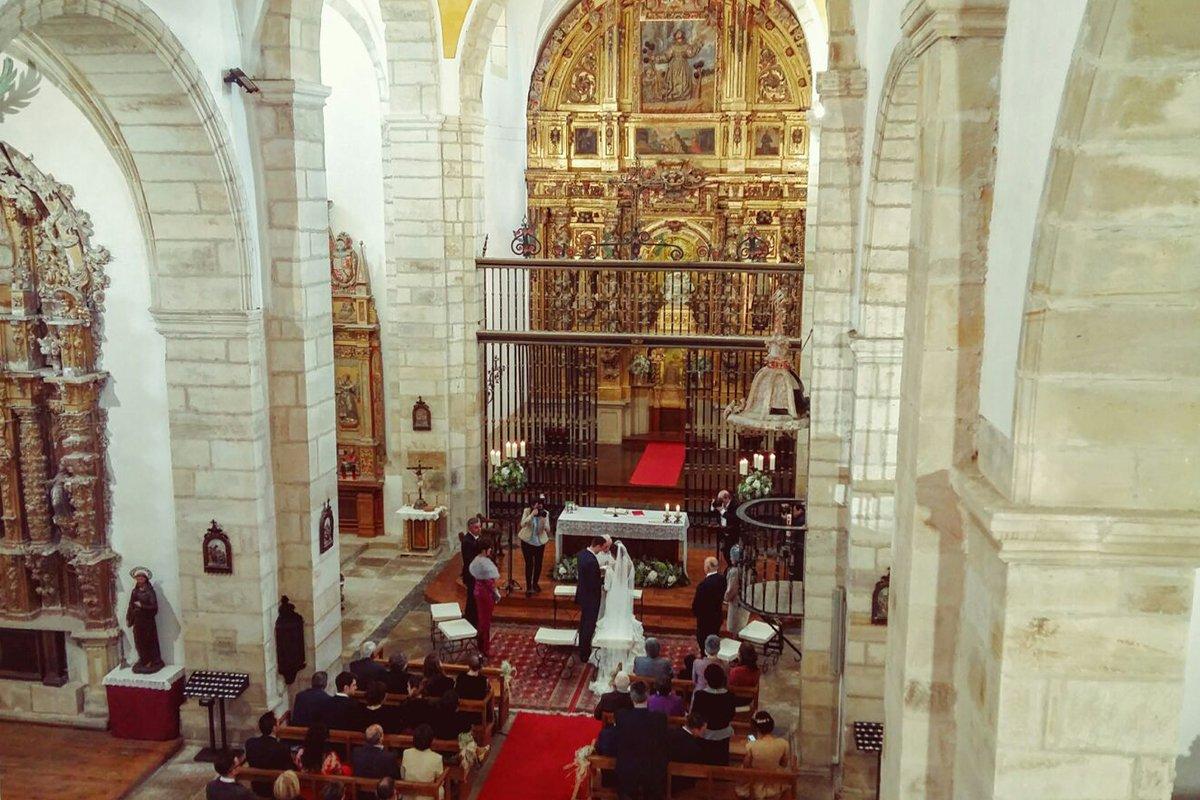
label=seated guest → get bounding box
[593,671,634,721]
[400,724,445,800]
[291,672,331,726]
[613,682,669,800]
[245,711,294,797]
[376,777,398,800]
[294,724,351,778]
[397,677,433,732]
[325,672,364,731]
[431,689,473,741]
[320,786,344,800]
[666,711,710,793]
[272,771,301,800]
[690,663,737,765]
[350,641,389,688]
[647,674,685,717]
[207,751,255,800]
[419,654,454,699]
[632,637,674,684]
[358,681,402,734]
[594,723,619,789]
[351,724,400,780]
[384,653,411,695]
[737,710,790,800]
[454,655,489,700]
[692,635,724,691]
[729,643,761,687]
[677,653,696,681]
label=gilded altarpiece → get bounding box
[526,0,811,263]
[0,143,118,688]
[330,232,386,537]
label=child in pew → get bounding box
[737,711,790,800]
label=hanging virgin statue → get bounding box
[126,566,165,674]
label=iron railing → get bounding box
[736,497,806,659]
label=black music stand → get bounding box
[185,670,250,762]
[852,721,884,800]
[500,523,523,596]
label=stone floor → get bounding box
[125,744,212,800]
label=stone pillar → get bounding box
[255,79,343,675]
[154,310,285,740]
[800,60,866,776]
[880,2,1006,798]
[74,629,119,718]
[381,113,483,537]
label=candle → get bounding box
[754,453,764,471]
[674,504,680,514]
[519,440,526,457]
[507,441,515,458]
[768,452,776,471]
[739,458,749,476]
[665,503,670,512]
[490,449,500,466]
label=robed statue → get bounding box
[126,566,165,674]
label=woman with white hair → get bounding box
[724,544,750,634]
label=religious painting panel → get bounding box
[335,364,365,433]
[639,19,718,113]
[635,125,717,156]
[752,124,784,157]
[573,127,599,156]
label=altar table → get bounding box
[555,506,689,569]
[103,664,185,741]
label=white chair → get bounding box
[429,602,462,650]
[717,637,741,663]
[552,584,576,623]
[534,627,579,678]
[739,619,784,670]
[436,617,477,661]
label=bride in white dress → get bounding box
[588,540,646,694]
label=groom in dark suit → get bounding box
[575,536,609,663]
[691,556,726,652]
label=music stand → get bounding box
[852,721,884,800]
[484,517,523,596]
[185,670,250,762]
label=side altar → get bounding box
[556,506,689,569]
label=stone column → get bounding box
[800,61,866,776]
[73,629,119,718]
[153,310,285,740]
[254,79,343,675]
[880,2,1006,798]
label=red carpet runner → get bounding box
[477,712,601,800]
[628,441,686,487]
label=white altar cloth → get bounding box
[555,506,689,568]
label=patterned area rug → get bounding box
[487,623,697,713]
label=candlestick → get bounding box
[519,440,526,457]
[739,458,749,476]
[768,452,776,471]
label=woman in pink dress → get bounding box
[469,539,501,657]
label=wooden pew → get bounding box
[597,713,753,763]
[584,754,798,800]
[233,765,449,800]
[371,656,512,730]
[629,674,760,716]
[275,725,472,800]
[348,688,499,743]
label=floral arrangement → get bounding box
[629,354,652,378]
[499,660,516,693]
[552,557,689,588]
[488,458,527,493]
[737,468,773,501]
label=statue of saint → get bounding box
[48,463,74,526]
[126,566,165,674]
[648,29,704,102]
[335,374,360,428]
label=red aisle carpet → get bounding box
[628,441,686,486]
[477,712,601,800]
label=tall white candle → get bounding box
[665,503,670,512]
[754,453,764,470]
[768,452,776,471]
[739,458,749,476]
[519,440,527,457]
[490,449,500,466]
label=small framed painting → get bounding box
[319,500,335,555]
[574,127,599,156]
[203,520,232,575]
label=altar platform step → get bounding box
[424,543,714,636]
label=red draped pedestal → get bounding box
[103,665,185,740]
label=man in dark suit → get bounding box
[691,557,726,653]
[575,536,609,663]
[349,640,389,687]
[351,724,400,780]
[244,712,293,797]
[325,671,364,731]
[613,682,669,800]
[461,516,483,626]
[206,751,255,800]
[711,490,740,567]
[291,671,331,727]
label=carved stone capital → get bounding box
[814,67,868,100]
[151,308,264,341]
[254,79,332,108]
[901,0,1009,58]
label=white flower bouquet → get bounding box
[488,458,527,493]
[737,468,773,501]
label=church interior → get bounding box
[0,0,1198,798]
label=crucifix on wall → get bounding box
[408,460,431,510]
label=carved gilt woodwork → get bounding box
[0,142,115,629]
[330,231,386,536]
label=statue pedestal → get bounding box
[102,664,184,740]
[397,505,447,554]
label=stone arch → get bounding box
[1011,0,1200,511]
[325,0,390,104]
[259,0,324,82]
[0,0,256,312]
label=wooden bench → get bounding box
[597,712,754,763]
[369,656,512,730]
[233,765,449,800]
[628,674,760,716]
[348,688,499,743]
[584,754,799,800]
[276,725,472,799]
